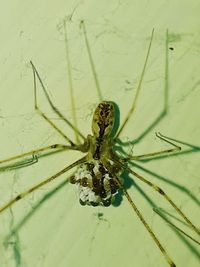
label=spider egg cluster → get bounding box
[70,161,120,207]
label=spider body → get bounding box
[70,101,121,207]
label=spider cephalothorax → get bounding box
[92,101,115,139]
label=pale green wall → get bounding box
[0,1,199,267]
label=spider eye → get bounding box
[92,101,115,138]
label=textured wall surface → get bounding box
[0,1,199,267]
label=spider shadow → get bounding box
[113,84,200,208]
[127,139,200,207]
[2,139,200,263]
[0,147,69,172]
[112,26,200,207]
[117,29,170,147]
[112,101,200,259]
[1,148,73,263]
[114,168,200,260]
[138,138,200,163]
[3,177,69,253]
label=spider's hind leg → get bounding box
[115,176,176,267]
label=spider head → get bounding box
[92,101,115,138]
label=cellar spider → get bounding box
[0,20,199,267]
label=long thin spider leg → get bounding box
[164,30,169,114]
[115,177,176,267]
[0,156,86,214]
[153,207,200,246]
[63,19,80,144]
[0,143,77,167]
[31,61,74,146]
[0,154,38,172]
[12,154,38,169]
[80,20,103,102]
[122,165,200,236]
[131,29,169,146]
[116,29,154,138]
[125,132,181,161]
[30,61,86,143]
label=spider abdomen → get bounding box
[70,161,120,207]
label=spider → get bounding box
[0,20,199,267]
